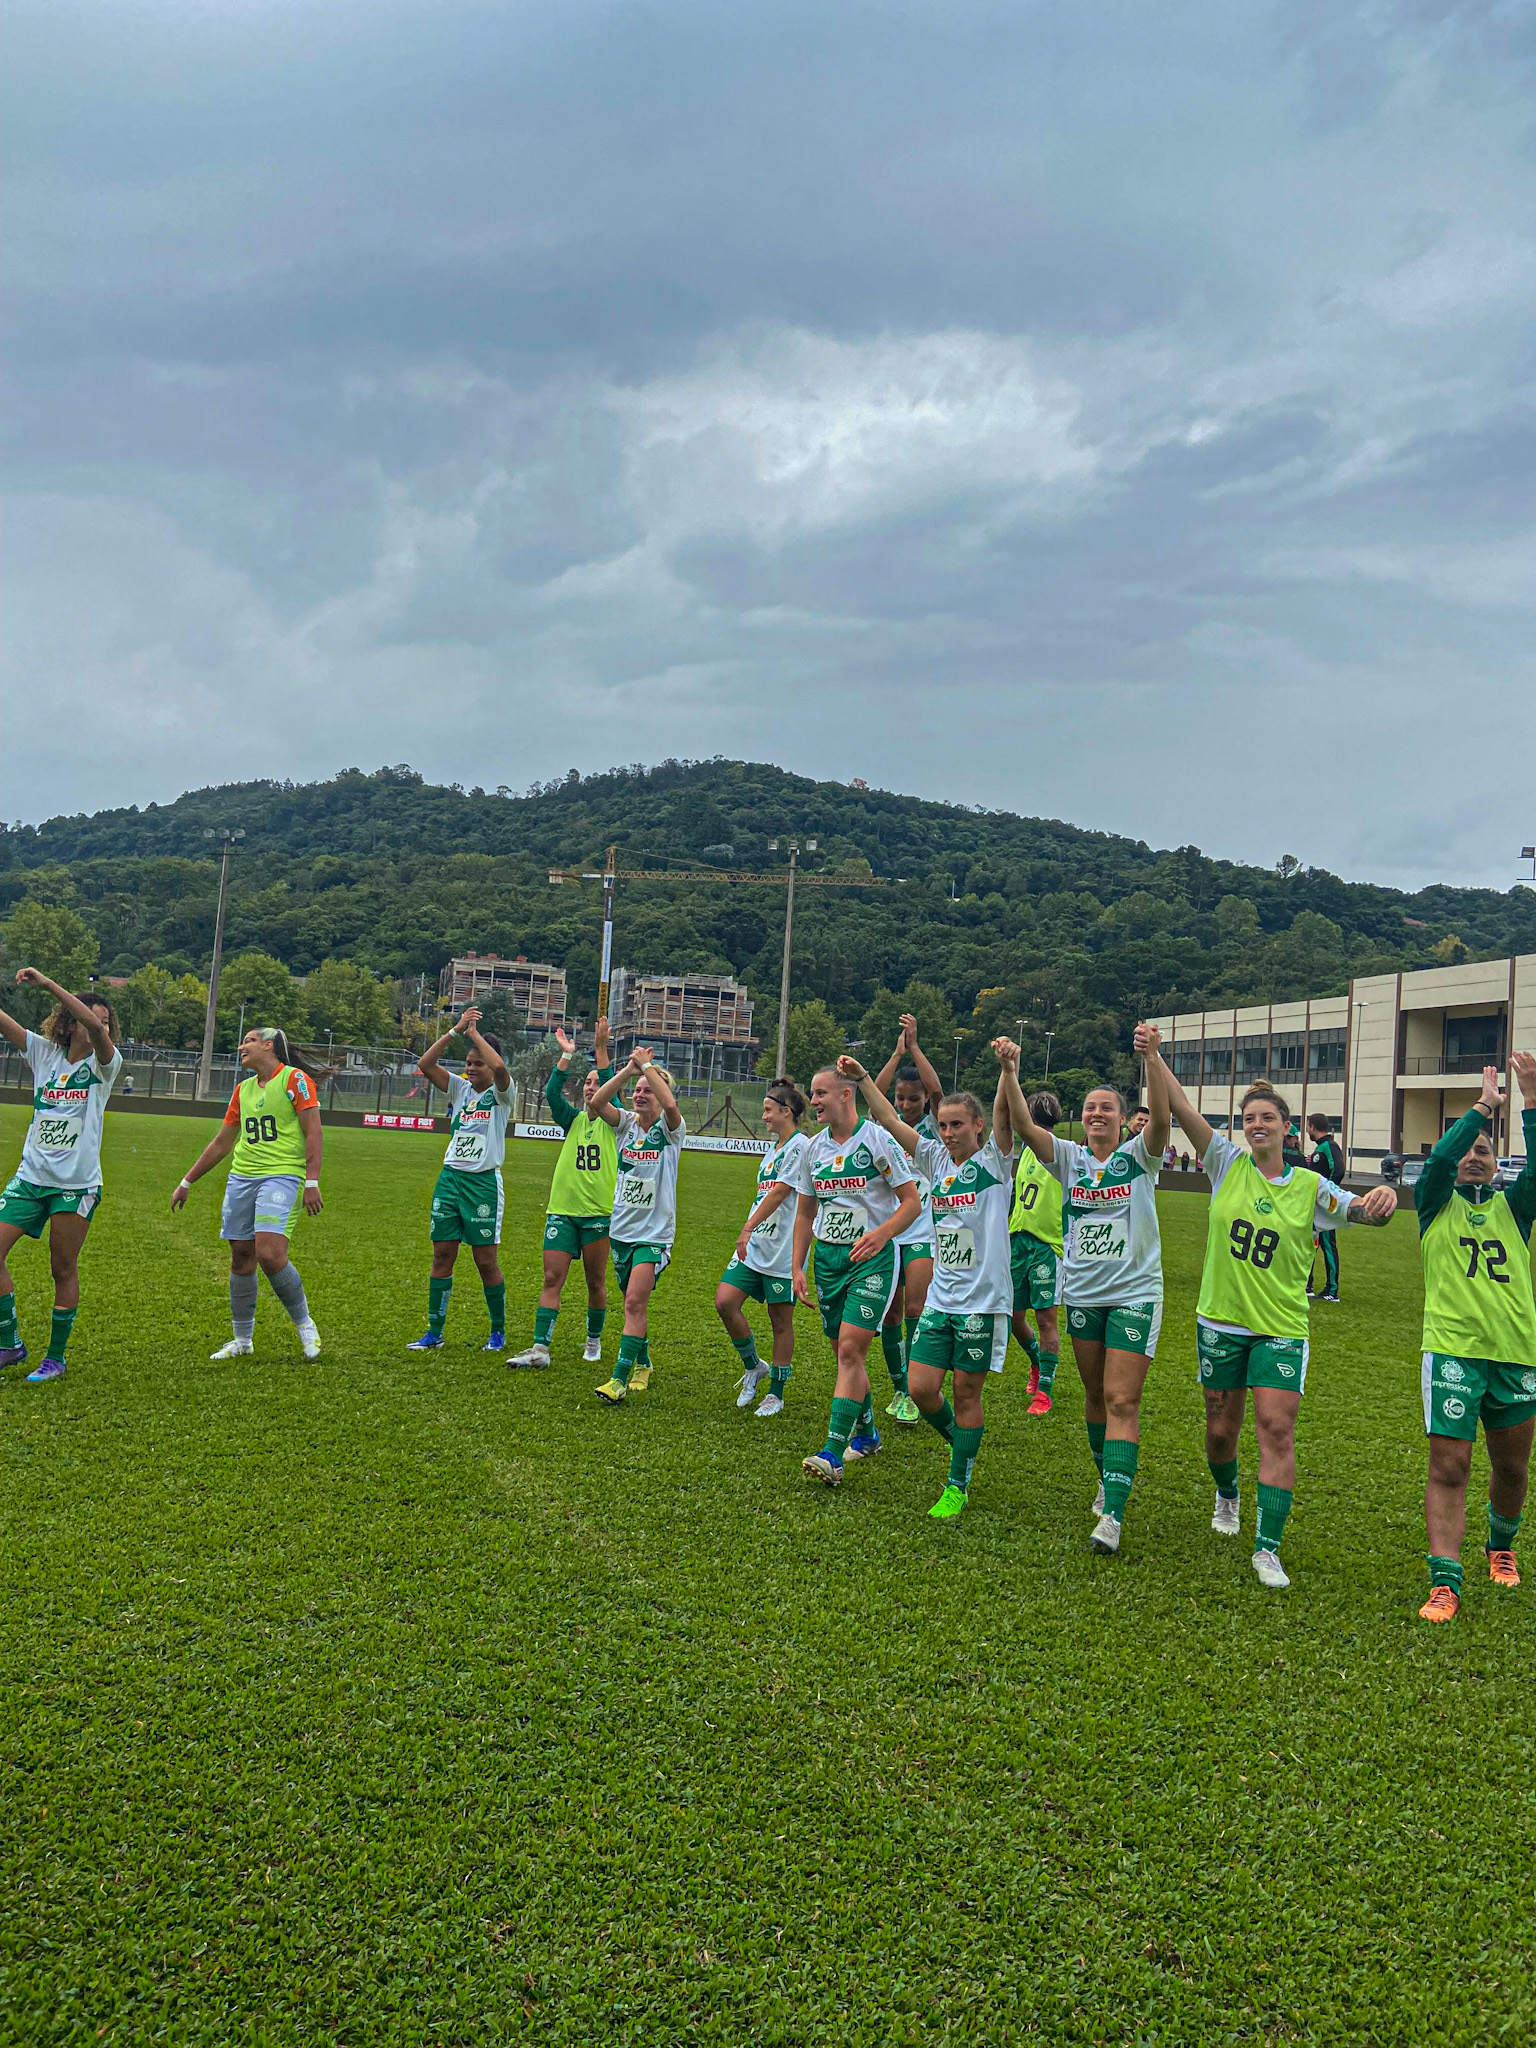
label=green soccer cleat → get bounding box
[928,1483,967,1520]
[885,1391,921,1425]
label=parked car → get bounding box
[1496,1157,1528,1191]
[1380,1154,1428,1187]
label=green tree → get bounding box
[217,952,306,1046]
[0,899,98,990]
[758,998,846,1084]
[856,979,958,1066]
[473,987,528,1055]
[118,963,209,1047]
[304,957,396,1045]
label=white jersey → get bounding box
[918,1132,1015,1316]
[1049,1131,1164,1306]
[611,1109,687,1246]
[17,1031,123,1191]
[744,1129,812,1279]
[794,1117,917,1249]
[895,1111,942,1249]
[442,1073,514,1173]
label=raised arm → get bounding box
[544,1035,579,1132]
[416,1017,459,1092]
[990,1036,1055,1165]
[1138,1024,1212,1160]
[873,1030,904,1095]
[991,1037,1021,1157]
[16,969,113,1066]
[837,1054,921,1155]
[0,1002,25,1052]
[593,1013,611,1075]
[1137,1022,1171,1157]
[1416,1066,1503,1229]
[638,1050,682,1131]
[462,1020,511,1094]
[901,1015,944,1114]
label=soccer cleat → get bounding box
[582,1337,603,1364]
[509,1342,551,1370]
[1316,1294,1340,1305]
[405,1331,445,1352]
[1488,1548,1520,1588]
[928,1482,968,1520]
[1027,1388,1054,1418]
[483,1331,506,1354]
[595,1376,628,1405]
[211,1337,254,1360]
[885,1391,921,1425]
[0,1343,27,1371]
[1211,1491,1241,1537]
[628,1364,652,1393]
[802,1450,843,1485]
[296,1319,322,1360]
[1091,1480,1105,1517]
[736,1362,769,1409]
[754,1392,784,1418]
[844,1428,882,1461]
[1026,1362,1041,1403]
[26,1358,66,1382]
[1089,1513,1122,1554]
[1419,1585,1461,1623]
[1252,1548,1291,1590]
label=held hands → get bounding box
[1477,1064,1505,1115]
[899,1013,919,1052]
[455,1007,482,1037]
[1357,1185,1397,1223]
[1134,1021,1162,1057]
[629,1045,655,1074]
[1510,1050,1536,1107]
[991,1036,1019,1071]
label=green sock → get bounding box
[586,1307,606,1342]
[1101,1438,1138,1521]
[880,1325,907,1394]
[904,1316,920,1364]
[428,1276,453,1336]
[1037,1348,1059,1395]
[534,1304,558,1346]
[731,1333,760,1372]
[49,1305,78,1363]
[769,1363,791,1392]
[855,1393,874,1435]
[1256,1483,1293,1555]
[948,1424,983,1493]
[638,1337,651,1367]
[1016,1324,1041,1369]
[921,1397,956,1445]
[615,1333,642,1386]
[824,1395,862,1460]
[1209,1455,1240,1500]
[1087,1422,1106,1477]
[0,1292,17,1348]
[1429,1554,1464,1593]
[1488,1506,1522,1552]
[484,1281,506,1334]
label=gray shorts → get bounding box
[221,1172,302,1241]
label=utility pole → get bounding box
[197,829,245,1100]
[769,837,817,1077]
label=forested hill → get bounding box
[2,760,1533,1093]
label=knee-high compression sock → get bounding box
[880,1325,907,1394]
[267,1262,311,1327]
[730,1332,760,1374]
[614,1333,642,1386]
[1429,1555,1464,1593]
[586,1307,606,1342]
[1208,1455,1240,1500]
[1015,1323,1041,1369]
[823,1396,862,1461]
[1087,1422,1107,1478]
[534,1304,558,1346]
[0,1291,18,1350]
[948,1424,984,1493]
[904,1316,920,1365]
[1488,1505,1522,1553]
[484,1280,506,1333]
[428,1276,453,1335]
[49,1305,78,1363]
[638,1336,651,1368]
[230,1272,258,1342]
[1255,1483,1293,1555]
[920,1397,956,1446]
[1037,1349,1060,1396]
[1101,1439,1138,1521]
[855,1392,874,1436]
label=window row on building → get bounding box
[1165,1029,1346,1084]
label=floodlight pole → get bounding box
[597,845,617,1026]
[197,829,244,1100]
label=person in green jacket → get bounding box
[509,1017,617,1368]
[1416,1057,1536,1623]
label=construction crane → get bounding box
[548,843,898,1074]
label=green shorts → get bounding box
[544,1212,611,1258]
[813,1241,898,1342]
[0,1176,102,1239]
[1197,1323,1308,1395]
[718,1257,794,1305]
[1422,1352,1536,1440]
[613,1241,671,1297]
[899,1240,934,1275]
[429,1165,505,1246]
[910,1307,1009,1375]
[1065,1300,1162,1359]
[1010,1232,1060,1314]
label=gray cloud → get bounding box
[4,0,1536,891]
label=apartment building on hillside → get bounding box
[437,953,567,1032]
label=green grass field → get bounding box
[2,1107,1532,2045]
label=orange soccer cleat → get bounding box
[1488,1549,1520,1588]
[1026,1362,1040,1403]
[1418,1586,1461,1623]
[1028,1388,1054,1417]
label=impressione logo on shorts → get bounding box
[964,1314,983,1332]
[1442,1360,1466,1384]
[1524,1372,1536,1396]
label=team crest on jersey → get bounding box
[1463,1208,1488,1231]
[1253,1195,1274,1216]
[1441,1360,1465,1384]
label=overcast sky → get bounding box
[5,1,1535,889]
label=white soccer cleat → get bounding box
[582,1337,603,1364]
[296,1319,322,1360]
[1089,1513,1122,1554]
[1252,1548,1290,1590]
[1091,1480,1105,1517]
[210,1337,253,1360]
[1212,1492,1241,1537]
[509,1342,552,1369]
[754,1392,784,1418]
[735,1362,770,1409]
